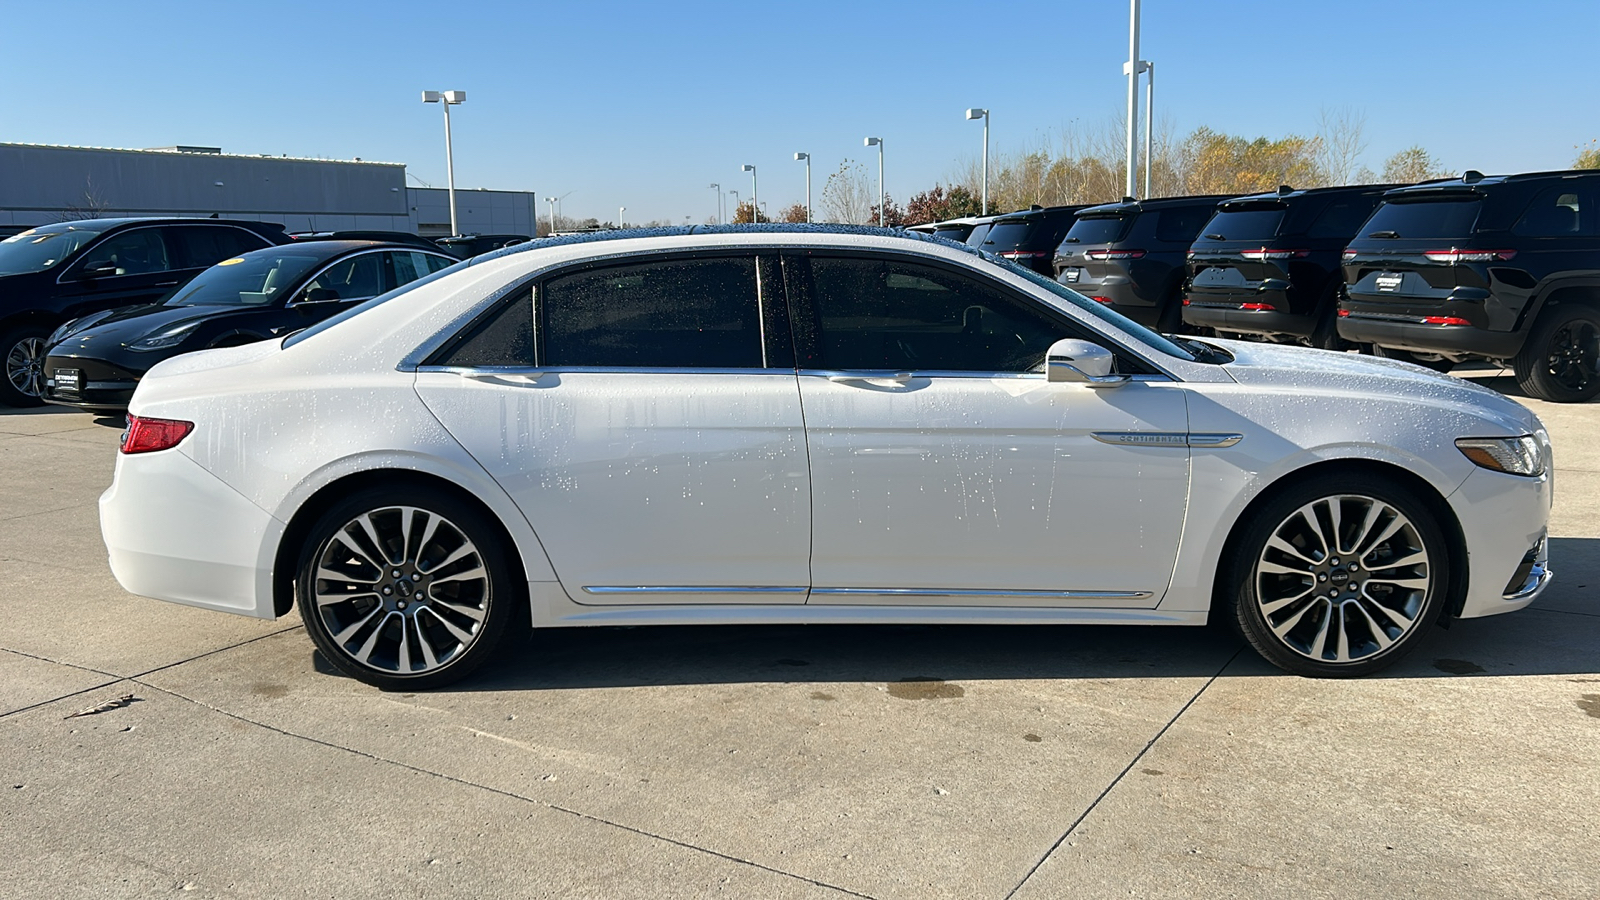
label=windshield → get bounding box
[282,257,468,349]
[1196,208,1284,242]
[165,252,328,306]
[1361,198,1482,239]
[0,227,103,276]
[964,223,992,247]
[1061,215,1130,246]
[995,255,1196,362]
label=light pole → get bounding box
[793,153,812,223]
[544,197,556,235]
[1123,0,1140,199]
[864,137,884,226]
[708,183,722,223]
[421,90,466,235]
[729,189,739,222]
[741,164,758,222]
[965,109,989,215]
[618,206,625,228]
[1142,61,1154,198]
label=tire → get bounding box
[1371,343,1455,373]
[0,324,51,408]
[1225,474,1450,678]
[295,486,516,690]
[1513,303,1600,403]
[1307,283,1349,351]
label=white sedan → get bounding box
[99,227,1553,688]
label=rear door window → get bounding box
[301,252,386,302]
[171,226,273,269]
[1513,187,1587,237]
[541,257,765,368]
[1360,199,1481,239]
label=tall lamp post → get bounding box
[793,152,811,223]
[1123,0,1141,199]
[544,197,556,235]
[728,189,739,222]
[421,90,466,236]
[965,109,989,215]
[1142,61,1154,198]
[864,137,884,226]
[618,206,626,228]
[709,183,722,223]
[741,164,758,222]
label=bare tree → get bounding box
[1316,107,1368,186]
[820,159,873,224]
[55,177,113,222]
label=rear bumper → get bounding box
[1335,314,1523,359]
[1183,301,1315,337]
[100,446,281,619]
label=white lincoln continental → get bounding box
[99,227,1553,688]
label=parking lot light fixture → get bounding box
[741,165,758,223]
[545,197,556,234]
[421,90,467,236]
[1124,0,1140,199]
[708,183,722,223]
[965,109,989,215]
[729,189,739,222]
[864,137,884,226]
[1142,61,1154,198]
[794,153,812,223]
[619,207,625,228]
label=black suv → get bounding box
[0,217,288,406]
[1183,185,1395,347]
[1052,195,1227,330]
[1339,170,1600,401]
[435,234,531,260]
[975,206,1086,275]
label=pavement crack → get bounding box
[1002,645,1245,900]
[131,679,878,899]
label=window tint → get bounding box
[172,226,271,269]
[392,251,453,285]
[1062,215,1129,245]
[77,229,172,276]
[1513,187,1586,237]
[301,252,386,302]
[441,289,535,367]
[542,257,764,368]
[1153,206,1214,244]
[1305,197,1381,239]
[1361,199,1481,239]
[1194,208,1285,243]
[809,256,1066,372]
[964,223,992,246]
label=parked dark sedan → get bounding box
[40,241,457,412]
[0,217,289,406]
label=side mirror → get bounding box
[1046,338,1129,388]
[299,287,340,303]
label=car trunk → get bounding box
[1341,195,1485,309]
[1187,203,1289,289]
[1053,214,1132,286]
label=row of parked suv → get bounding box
[915,168,1600,402]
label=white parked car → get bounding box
[99,227,1553,689]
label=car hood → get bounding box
[1210,339,1542,435]
[50,304,240,352]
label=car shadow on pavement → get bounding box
[438,536,1599,692]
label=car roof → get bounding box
[1216,184,1401,207]
[233,239,421,261]
[1074,194,1235,218]
[990,205,1085,223]
[1383,169,1600,198]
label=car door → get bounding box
[415,253,813,605]
[789,251,1191,608]
[56,226,185,316]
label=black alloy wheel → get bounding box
[1515,303,1600,403]
[0,325,51,407]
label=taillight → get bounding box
[1341,250,1358,262]
[1420,315,1472,325]
[1089,296,1114,305]
[1423,249,1517,264]
[1238,302,1277,311]
[1084,249,1147,260]
[1239,248,1309,261]
[1182,298,1191,306]
[999,250,1048,259]
[1185,250,1196,260]
[120,415,194,454]
[1338,309,1351,317]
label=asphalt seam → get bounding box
[0,503,92,523]
[0,625,303,721]
[1002,645,1245,900]
[1527,605,1600,620]
[130,678,879,899]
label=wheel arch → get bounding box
[271,468,533,618]
[1209,457,1471,623]
[1516,278,1600,336]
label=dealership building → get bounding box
[0,142,539,238]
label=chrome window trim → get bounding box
[583,585,808,595]
[809,587,1154,601]
[287,248,405,306]
[800,368,1173,382]
[416,364,800,377]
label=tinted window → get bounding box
[1195,208,1284,243]
[1305,197,1381,239]
[964,223,993,246]
[1513,187,1586,237]
[77,229,172,276]
[282,258,468,349]
[441,289,535,367]
[1153,206,1214,244]
[392,251,456,284]
[1361,199,1481,239]
[1062,215,1130,245]
[0,226,102,276]
[542,257,764,368]
[171,226,271,269]
[301,253,386,302]
[165,252,326,306]
[809,256,1065,372]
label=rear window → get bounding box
[981,220,1041,250]
[1361,199,1481,239]
[1061,215,1130,246]
[964,223,992,247]
[1304,196,1382,239]
[1195,208,1285,243]
[1153,206,1214,244]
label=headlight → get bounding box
[129,320,201,351]
[1456,436,1544,477]
[48,312,108,345]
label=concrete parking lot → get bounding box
[2,365,1597,900]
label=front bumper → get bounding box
[1449,467,1553,619]
[43,355,140,410]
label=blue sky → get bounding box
[1,0,1595,225]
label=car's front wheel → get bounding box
[1226,475,1449,677]
[0,325,51,407]
[296,487,515,690]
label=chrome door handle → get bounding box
[154,280,180,287]
[826,372,914,384]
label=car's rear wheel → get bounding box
[0,325,50,407]
[296,487,515,690]
[1514,303,1600,403]
[1227,475,1449,677]
[1371,343,1455,373]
